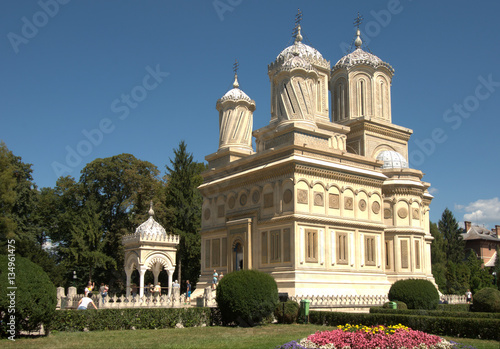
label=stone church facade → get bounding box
[196,26,435,296]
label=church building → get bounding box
[196,23,435,296]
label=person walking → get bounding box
[84,281,95,296]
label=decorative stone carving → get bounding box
[384,208,392,219]
[252,190,260,204]
[283,189,293,204]
[228,196,235,209]
[204,208,211,220]
[412,208,419,219]
[344,197,353,210]
[217,205,225,218]
[358,199,367,211]
[372,201,380,214]
[239,193,247,206]
[397,208,408,219]
[264,193,274,208]
[314,192,324,206]
[297,189,308,204]
[329,193,340,209]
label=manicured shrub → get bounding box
[388,279,439,310]
[215,269,278,326]
[274,300,299,324]
[470,287,500,313]
[0,254,57,337]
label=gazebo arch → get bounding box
[122,202,179,297]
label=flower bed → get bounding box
[275,324,455,349]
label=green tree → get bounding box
[430,221,447,291]
[0,142,38,247]
[494,247,500,290]
[78,154,165,284]
[60,199,116,282]
[438,208,465,264]
[466,250,493,294]
[164,141,206,290]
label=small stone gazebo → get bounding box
[122,202,179,297]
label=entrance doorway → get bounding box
[233,242,243,271]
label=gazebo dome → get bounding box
[135,204,167,236]
[376,150,409,169]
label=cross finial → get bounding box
[353,12,363,29]
[233,59,239,76]
[292,8,303,40]
[232,59,239,88]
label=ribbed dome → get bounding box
[135,204,167,236]
[270,25,330,72]
[333,47,394,73]
[277,41,324,62]
[217,74,254,104]
[376,150,409,169]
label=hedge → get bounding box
[370,307,500,319]
[309,310,500,340]
[51,308,211,332]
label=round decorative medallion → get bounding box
[204,208,211,220]
[239,193,247,206]
[384,208,392,219]
[283,189,293,204]
[398,207,408,219]
[228,196,235,209]
[358,199,367,211]
[372,201,381,214]
[252,190,260,204]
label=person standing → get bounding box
[85,281,95,296]
[212,270,218,289]
[186,280,191,304]
[153,282,161,298]
[466,289,472,304]
[77,292,98,310]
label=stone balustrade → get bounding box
[57,286,467,310]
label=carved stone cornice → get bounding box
[294,164,384,188]
[258,213,386,231]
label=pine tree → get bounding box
[438,208,465,264]
[164,141,206,290]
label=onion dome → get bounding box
[135,202,167,236]
[376,150,409,169]
[332,29,394,73]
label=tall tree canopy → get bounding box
[438,208,465,264]
[164,141,206,290]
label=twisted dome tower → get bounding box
[216,72,256,153]
[268,25,330,129]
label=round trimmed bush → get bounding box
[470,287,500,313]
[388,279,439,310]
[0,254,57,337]
[274,300,299,324]
[216,269,278,326]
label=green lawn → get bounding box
[2,324,499,349]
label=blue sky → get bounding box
[1,0,499,227]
